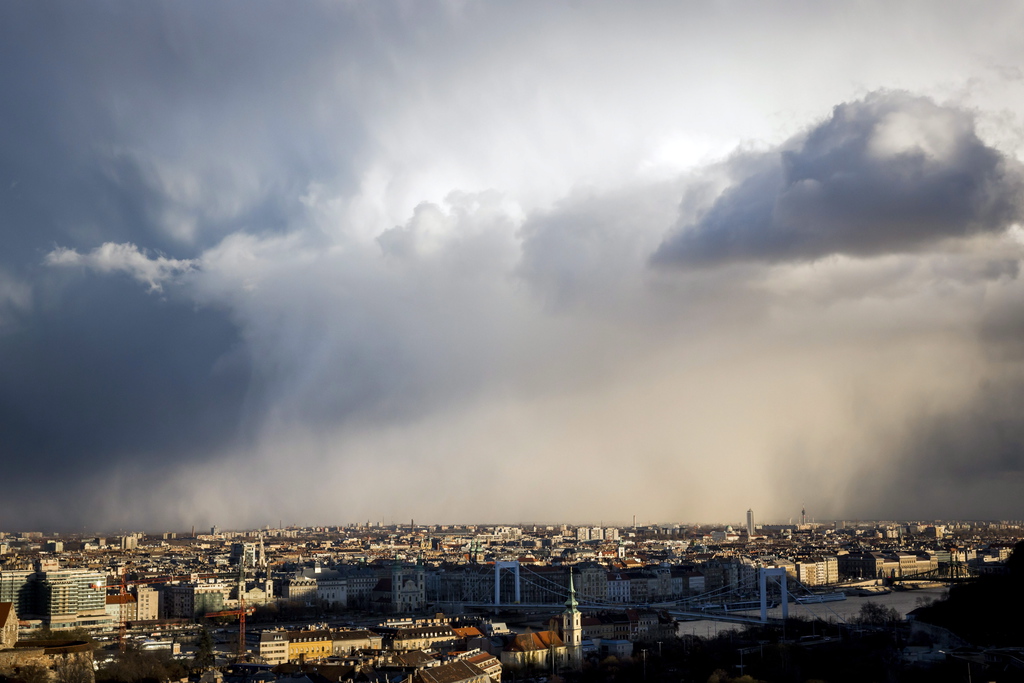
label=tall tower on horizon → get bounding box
[746,509,754,537]
[801,507,806,526]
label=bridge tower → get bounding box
[494,561,521,606]
[758,567,789,623]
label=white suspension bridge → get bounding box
[440,562,851,627]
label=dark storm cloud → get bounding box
[898,282,1024,518]
[4,1,1024,530]
[0,1,376,528]
[1,0,545,529]
[0,274,250,527]
[0,1,386,269]
[652,92,1024,268]
[842,374,1024,520]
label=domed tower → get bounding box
[561,568,582,669]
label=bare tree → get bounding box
[856,603,901,626]
[16,664,53,683]
[54,653,95,683]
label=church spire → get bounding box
[564,567,579,614]
[561,567,583,670]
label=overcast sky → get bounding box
[3,1,1024,532]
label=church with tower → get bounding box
[561,569,583,668]
[500,569,583,671]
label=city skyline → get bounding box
[3,2,1024,530]
[6,513,1024,540]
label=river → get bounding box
[675,586,948,638]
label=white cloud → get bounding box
[45,242,195,292]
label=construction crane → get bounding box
[203,553,251,661]
[118,573,128,652]
[113,571,219,651]
[111,557,257,656]
[203,605,254,660]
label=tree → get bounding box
[856,603,900,626]
[22,627,57,642]
[53,654,94,683]
[14,664,51,683]
[22,627,96,649]
[96,648,187,683]
[912,540,1024,646]
[193,627,215,670]
[1005,539,1024,578]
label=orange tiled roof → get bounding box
[453,626,483,638]
[506,631,564,652]
[466,652,499,669]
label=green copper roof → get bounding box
[564,568,580,613]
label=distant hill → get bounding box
[912,540,1024,647]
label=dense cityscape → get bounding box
[1,516,1023,682]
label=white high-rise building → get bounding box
[746,509,754,537]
